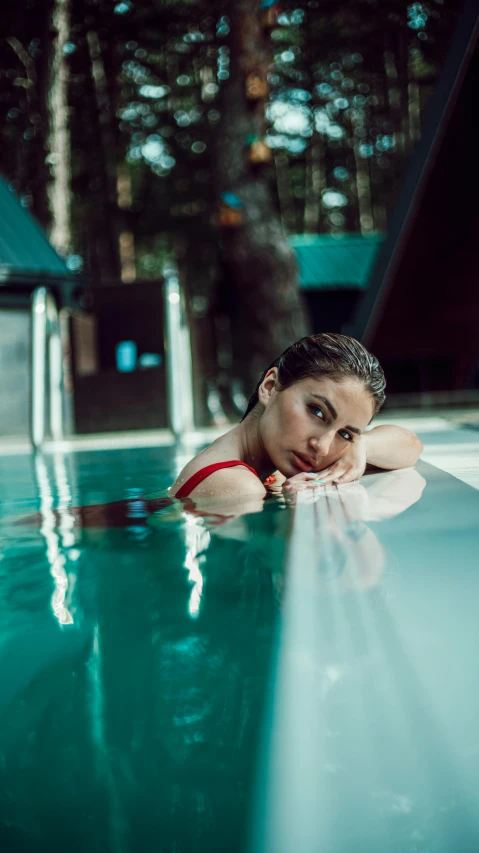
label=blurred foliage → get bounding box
[1,0,460,279]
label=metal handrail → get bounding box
[30,286,64,448]
[163,264,195,439]
[31,273,194,446]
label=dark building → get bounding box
[349,0,479,398]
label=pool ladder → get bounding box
[30,271,195,448]
[31,287,64,449]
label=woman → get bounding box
[170,333,423,500]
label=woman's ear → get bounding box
[258,367,278,407]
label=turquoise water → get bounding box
[1,446,479,852]
[0,448,284,853]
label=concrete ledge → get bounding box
[0,426,229,456]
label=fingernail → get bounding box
[316,479,326,484]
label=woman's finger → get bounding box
[283,473,327,492]
[316,468,347,484]
[283,471,325,485]
[293,472,319,482]
[332,470,360,485]
[315,465,337,479]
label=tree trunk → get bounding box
[274,150,298,234]
[117,166,136,283]
[86,29,122,281]
[45,0,72,256]
[397,27,412,156]
[384,40,406,158]
[303,132,324,234]
[407,45,421,147]
[350,119,374,234]
[6,37,44,218]
[215,0,308,390]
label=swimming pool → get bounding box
[0,420,478,852]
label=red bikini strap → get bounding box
[175,460,259,499]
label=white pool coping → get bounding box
[0,427,226,456]
[1,413,478,490]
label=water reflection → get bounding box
[1,482,282,852]
[194,468,426,600]
[3,461,478,852]
[33,452,78,625]
[253,468,479,853]
[183,513,209,618]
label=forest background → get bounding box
[1,0,459,415]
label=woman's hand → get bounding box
[282,438,368,493]
[282,471,324,493]
[311,427,423,485]
[314,435,368,485]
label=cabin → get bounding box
[293,233,384,334]
[0,178,83,435]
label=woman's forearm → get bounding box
[363,425,423,470]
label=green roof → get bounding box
[0,176,71,282]
[290,233,384,291]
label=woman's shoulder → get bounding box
[185,464,265,498]
[171,449,264,498]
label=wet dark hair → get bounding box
[242,333,386,420]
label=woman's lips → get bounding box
[292,452,315,472]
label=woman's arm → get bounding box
[284,424,423,487]
[363,425,423,470]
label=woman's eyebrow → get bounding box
[310,394,362,435]
[345,425,362,436]
[310,393,338,419]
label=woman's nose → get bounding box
[310,431,334,457]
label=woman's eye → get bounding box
[339,430,353,442]
[310,405,325,420]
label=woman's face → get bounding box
[258,371,375,477]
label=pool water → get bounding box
[0,447,285,853]
[0,442,479,852]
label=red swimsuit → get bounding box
[175,461,260,499]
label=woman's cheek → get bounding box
[263,436,285,471]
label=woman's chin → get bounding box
[271,461,294,479]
